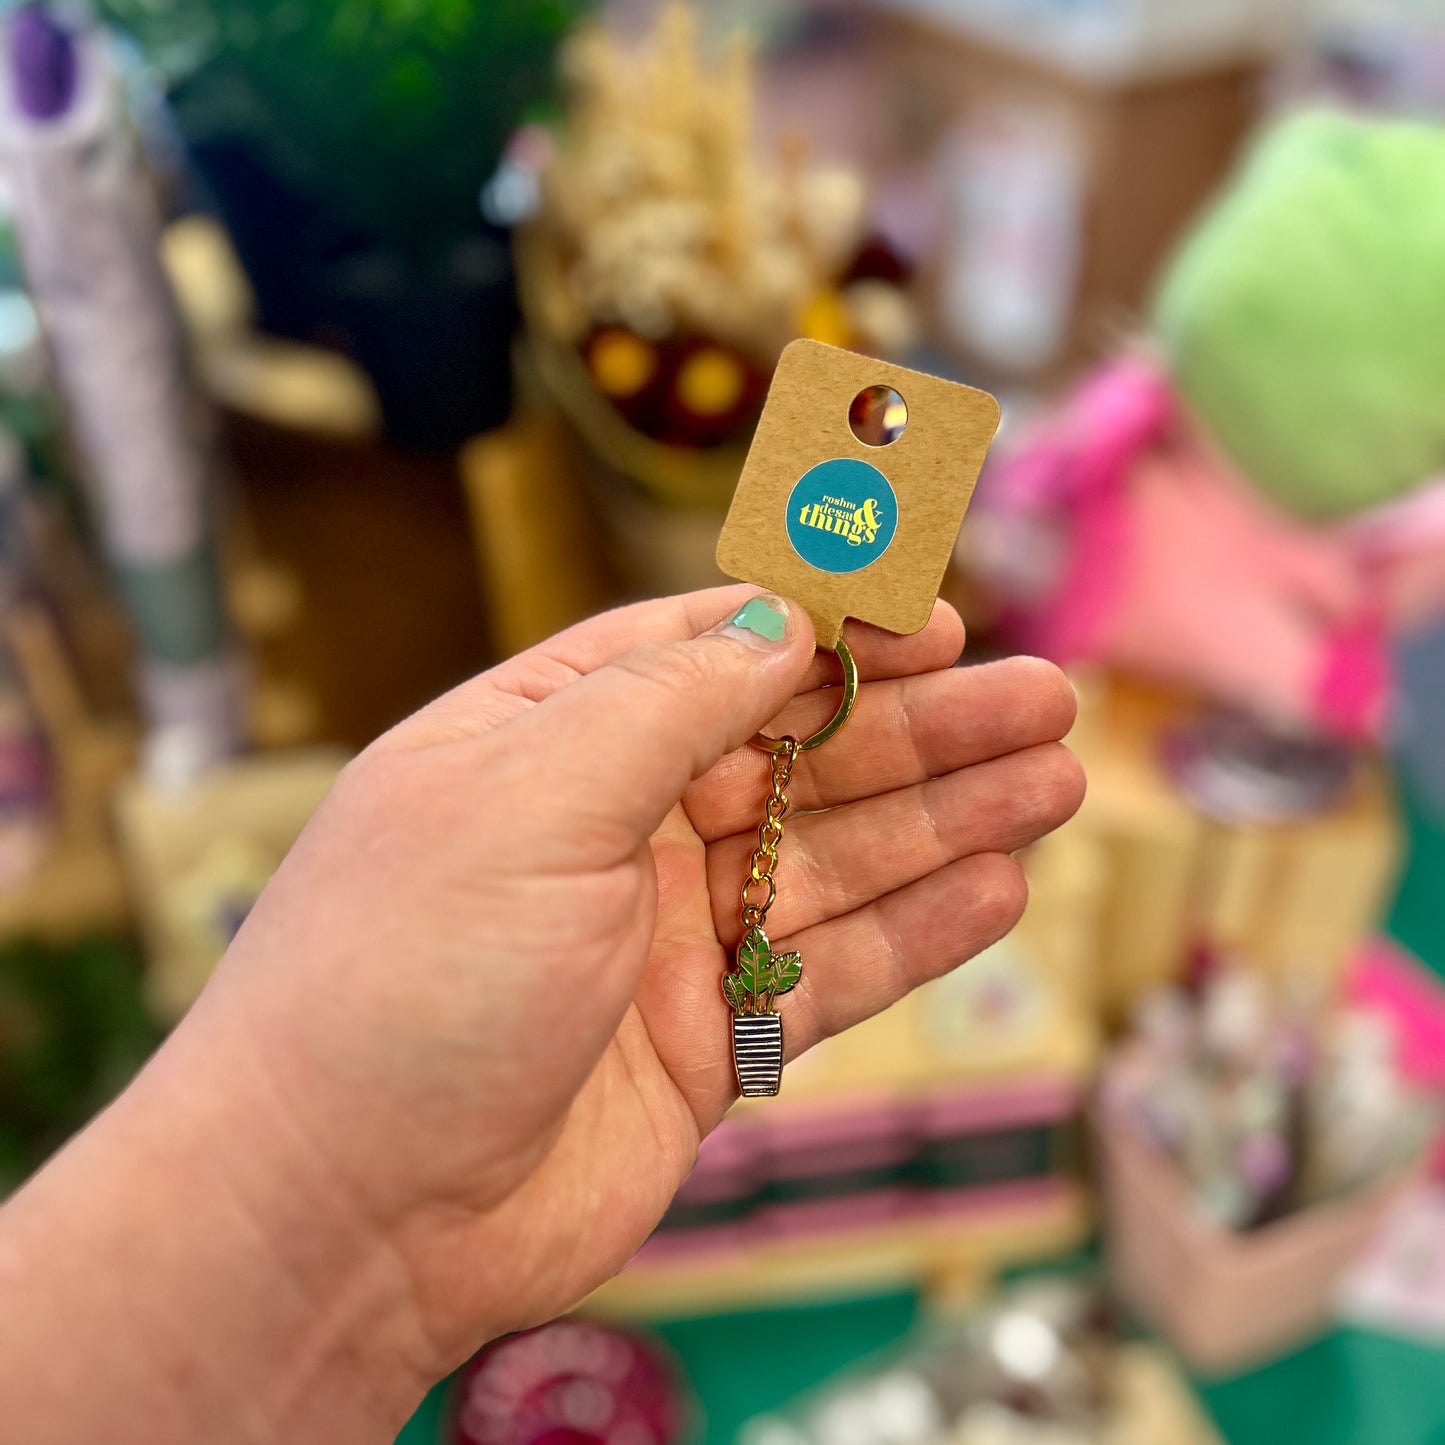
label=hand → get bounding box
[0,586,1082,1443]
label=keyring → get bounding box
[749,635,858,755]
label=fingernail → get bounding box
[717,594,790,647]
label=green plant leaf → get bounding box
[771,951,803,996]
[722,973,746,1014]
[737,928,771,996]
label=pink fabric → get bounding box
[910,1075,1082,1132]
[1346,938,1445,1091]
[996,358,1176,512]
[1346,938,1445,1178]
[977,360,1445,741]
[761,1188,913,1239]
[1315,612,1390,742]
[629,1176,1074,1263]
[989,358,1173,664]
[1036,462,1133,664]
[1345,477,1445,634]
[1346,476,1445,558]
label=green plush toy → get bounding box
[1154,109,1445,522]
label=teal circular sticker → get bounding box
[785,458,898,574]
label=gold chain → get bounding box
[728,640,857,1098]
[739,736,799,932]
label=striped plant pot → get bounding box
[732,1012,784,1097]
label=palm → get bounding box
[445,800,740,1319]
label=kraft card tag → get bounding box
[716,339,1001,649]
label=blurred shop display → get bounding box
[98,0,587,450]
[970,110,1445,747]
[1097,965,1434,1371]
[740,1278,1222,1445]
[969,358,1400,741]
[0,263,146,941]
[531,4,913,444]
[874,0,1299,82]
[1395,620,1445,819]
[0,5,333,962]
[0,471,319,950]
[113,746,346,1020]
[1063,677,1399,1020]
[0,605,131,942]
[504,3,915,606]
[0,4,1436,1437]
[1331,953,1445,1350]
[0,443,51,891]
[446,1319,690,1445]
[160,211,492,752]
[872,0,1291,380]
[589,826,1101,1317]
[1286,0,1445,114]
[1107,967,1431,1232]
[162,214,383,443]
[0,3,244,781]
[460,415,616,658]
[0,641,48,889]
[1338,1183,1445,1344]
[0,250,148,937]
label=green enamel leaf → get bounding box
[737,928,771,995]
[722,973,746,1013]
[771,951,802,996]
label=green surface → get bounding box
[399,1301,1445,1445]
[654,1292,920,1443]
[398,776,1445,1445]
[395,1292,920,1445]
[401,1379,449,1443]
[1384,779,1445,984]
[1198,1327,1445,1445]
[0,936,158,1197]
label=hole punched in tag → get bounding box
[848,384,908,446]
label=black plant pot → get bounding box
[186,133,350,341]
[323,232,518,452]
[188,135,518,451]
[732,1012,784,1098]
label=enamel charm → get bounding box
[725,924,803,1098]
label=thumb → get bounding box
[507,594,816,856]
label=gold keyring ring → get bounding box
[750,635,858,754]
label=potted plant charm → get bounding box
[723,926,802,1098]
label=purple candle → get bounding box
[9,4,76,122]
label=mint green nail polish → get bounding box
[727,596,788,643]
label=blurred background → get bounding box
[1,0,1445,1440]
